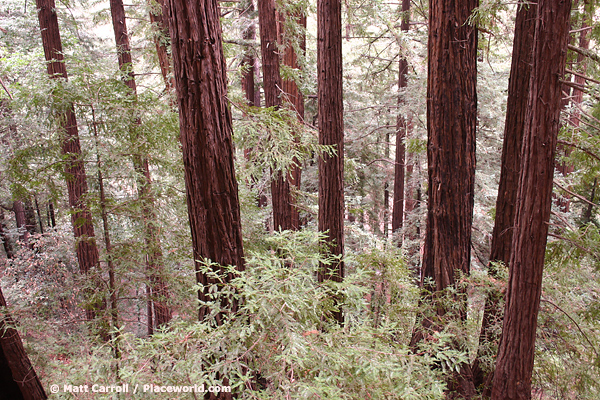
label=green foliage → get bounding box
[24,230,454,399]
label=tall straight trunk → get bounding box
[473,1,537,391]
[165,0,245,324]
[257,0,295,231]
[279,9,306,230]
[491,1,572,398]
[36,0,101,320]
[0,208,14,259]
[317,0,344,324]
[148,0,175,94]
[241,0,258,107]
[91,106,121,359]
[411,0,478,396]
[0,287,47,400]
[392,0,410,243]
[109,0,172,330]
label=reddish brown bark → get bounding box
[392,0,410,241]
[473,2,537,392]
[36,0,101,321]
[241,0,258,107]
[411,0,478,396]
[148,0,175,94]
[279,10,306,230]
[317,0,344,324]
[0,287,47,400]
[491,0,572,398]
[257,0,295,231]
[109,0,172,331]
[165,0,245,324]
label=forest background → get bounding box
[0,0,599,398]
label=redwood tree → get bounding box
[165,0,245,323]
[257,0,295,231]
[279,7,306,230]
[317,0,344,324]
[109,0,172,332]
[491,0,572,398]
[36,0,101,320]
[473,1,537,390]
[391,0,410,242]
[411,0,478,396]
[0,287,47,400]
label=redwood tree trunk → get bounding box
[148,0,175,95]
[109,0,172,330]
[241,0,258,108]
[165,0,245,324]
[391,0,410,242]
[473,1,537,391]
[491,1,572,398]
[257,0,295,231]
[279,10,306,230]
[36,0,101,322]
[411,0,478,396]
[317,0,344,324]
[0,287,47,400]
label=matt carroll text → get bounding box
[54,383,231,394]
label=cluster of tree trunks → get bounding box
[491,0,572,398]
[473,1,537,392]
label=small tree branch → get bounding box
[540,298,600,360]
[568,44,600,64]
[565,68,600,84]
[557,139,600,163]
[554,181,599,208]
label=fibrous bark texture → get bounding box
[473,1,537,391]
[412,0,478,396]
[165,0,245,324]
[36,0,100,320]
[0,287,47,400]
[317,0,344,324]
[491,1,572,398]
